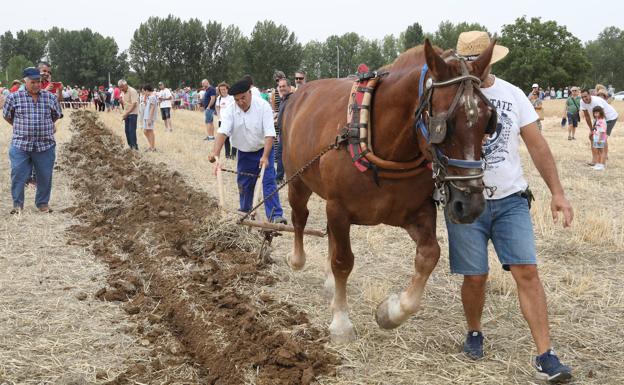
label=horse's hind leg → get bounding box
[326,200,356,343]
[376,203,440,329]
[287,178,312,270]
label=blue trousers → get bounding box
[124,114,138,149]
[9,145,56,208]
[237,148,283,220]
[275,135,284,181]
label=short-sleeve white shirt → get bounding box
[480,77,539,199]
[580,95,618,121]
[158,88,172,108]
[218,95,276,152]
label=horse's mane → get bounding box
[380,45,454,73]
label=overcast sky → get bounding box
[4,0,623,52]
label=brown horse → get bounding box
[281,40,496,343]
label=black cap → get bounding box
[228,78,251,95]
[23,67,40,80]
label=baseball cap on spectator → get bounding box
[23,67,41,80]
[532,83,539,88]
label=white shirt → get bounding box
[218,95,275,152]
[216,94,234,114]
[580,95,618,121]
[480,77,538,200]
[158,88,172,108]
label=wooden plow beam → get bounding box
[215,159,326,238]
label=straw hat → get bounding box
[456,31,509,65]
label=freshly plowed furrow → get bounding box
[62,111,338,385]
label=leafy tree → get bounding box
[585,27,624,90]
[400,22,425,50]
[381,35,400,64]
[0,32,17,70]
[245,20,302,88]
[129,16,184,87]
[430,21,488,50]
[6,55,32,83]
[496,16,590,91]
[300,41,325,81]
[0,30,47,70]
[356,39,385,70]
[47,28,125,87]
[202,22,247,85]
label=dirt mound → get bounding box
[61,111,338,384]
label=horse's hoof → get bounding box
[287,252,306,271]
[329,324,356,344]
[375,294,404,330]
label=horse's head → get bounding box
[416,39,497,224]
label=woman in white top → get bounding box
[216,82,236,159]
[141,84,158,152]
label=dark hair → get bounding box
[38,61,51,69]
[142,84,154,92]
[581,88,590,94]
[242,74,254,84]
[278,78,291,86]
[592,106,605,118]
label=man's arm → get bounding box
[208,133,227,162]
[208,95,216,110]
[582,109,592,130]
[202,90,209,109]
[521,122,573,227]
[259,136,274,169]
[3,95,14,125]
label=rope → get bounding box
[236,141,341,223]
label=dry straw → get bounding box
[1,98,622,383]
[97,101,624,384]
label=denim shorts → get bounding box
[444,193,537,275]
[204,108,214,123]
[566,112,579,128]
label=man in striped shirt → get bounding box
[2,67,62,214]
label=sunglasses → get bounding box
[295,77,304,80]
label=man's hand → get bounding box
[44,83,53,92]
[209,155,222,176]
[551,194,573,228]
[259,156,270,169]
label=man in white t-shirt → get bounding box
[445,31,574,383]
[208,78,285,224]
[580,89,618,166]
[158,82,173,132]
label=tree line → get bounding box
[1,16,622,91]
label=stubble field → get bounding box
[1,99,623,384]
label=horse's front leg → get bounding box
[326,201,356,343]
[376,202,441,329]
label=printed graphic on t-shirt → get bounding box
[483,102,513,168]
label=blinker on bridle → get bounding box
[414,55,498,200]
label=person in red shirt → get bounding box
[39,62,63,101]
[9,80,21,93]
[113,86,121,111]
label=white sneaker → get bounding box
[592,163,604,171]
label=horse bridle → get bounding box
[414,55,497,201]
